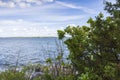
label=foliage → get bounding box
[57,0,120,79]
[0,69,26,80]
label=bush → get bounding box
[0,69,26,80]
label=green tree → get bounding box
[104,0,120,18]
[57,0,120,79]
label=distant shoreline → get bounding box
[0,37,58,38]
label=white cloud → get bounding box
[67,24,77,27]
[56,1,79,9]
[0,1,16,8]
[0,20,58,37]
[0,0,54,8]
[0,1,6,7]
[105,0,116,4]
[0,19,86,37]
[39,15,86,21]
[19,2,31,8]
[56,1,97,14]
[43,0,54,2]
[0,3,66,17]
[8,2,16,8]
[14,0,21,3]
[0,29,3,32]
[0,1,103,38]
[26,0,39,3]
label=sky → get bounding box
[0,0,115,37]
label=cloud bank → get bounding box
[0,0,54,8]
[0,0,105,37]
[0,19,59,37]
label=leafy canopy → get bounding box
[57,0,120,79]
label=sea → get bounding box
[0,37,69,70]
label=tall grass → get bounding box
[0,38,77,80]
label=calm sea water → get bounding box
[0,37,68,69]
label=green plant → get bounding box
[57,0,120,79]
[0,70,26,80]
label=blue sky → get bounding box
[0,0,115,37]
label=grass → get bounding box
[0,64,75,80]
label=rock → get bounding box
[29,71,44,80]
